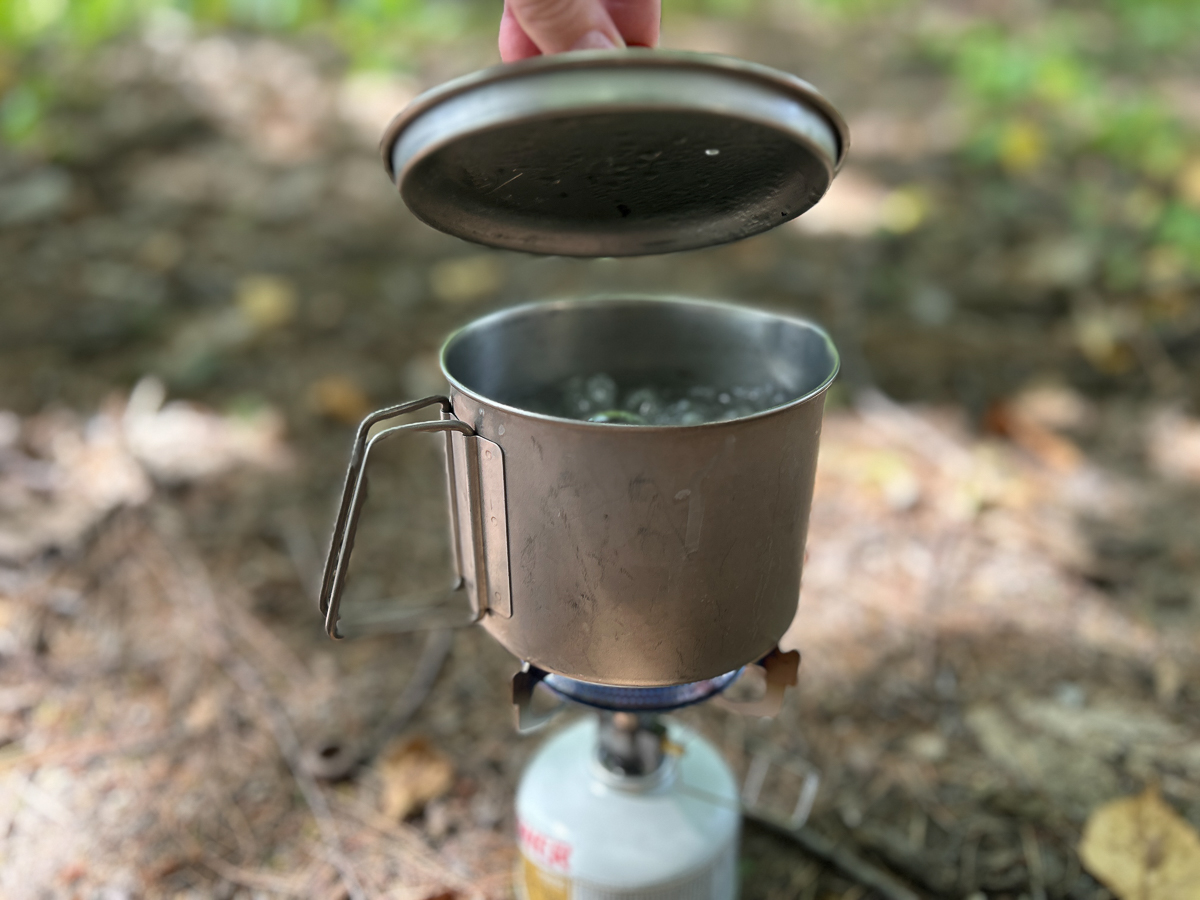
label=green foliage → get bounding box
[0,0,495,142]
[2,0,1198,291]
[0,80,41,142]
[926,0,1200,286]
[0,0,492,52]
[1160,204,1200,260]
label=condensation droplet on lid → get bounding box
[705,148,720,156]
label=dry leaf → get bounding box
[1147,410,1200,484]
[1079,786,1200,900]
[378,736,455,821]
[1011,383,1096,432]
[1000,119,1044,173]
[985,401,1084,472]
[236,274,297,330]
[307,375,371,425]
[123,378,288,484]
[429,255,502,304]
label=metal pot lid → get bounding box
[381,50,849,257]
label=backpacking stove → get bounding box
[319,49,848,900]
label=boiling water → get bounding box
[523,373,794,425]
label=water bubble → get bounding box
[705,148,720,156]
[624,387,662,419]
[585,373,617,408]
[542,373,798,424]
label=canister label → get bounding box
[517,819,573,871]
[519,855,571,900]
[517,819,573,900]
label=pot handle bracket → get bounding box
[713,647,801,718]
[318,396,512,639]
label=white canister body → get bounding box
[515,717,740,900]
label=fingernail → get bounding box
[571,29,620,51]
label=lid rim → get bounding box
[381,50,850,256]
[381,49,849,176]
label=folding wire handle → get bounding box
[741,746,821,830]
[319,396,482,640]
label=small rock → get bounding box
[138,231,186,271]
[905,731,948,762]
[908,284,954,327]
[1054,682,1087,709]
[307,291,347,330]
[1147,409,1200,484]
[470,790,505,830]
[256,166,326,222]
[0,168,73,226]
[1022,237,1095,288]
[1155,656,1184,706]
[424,798,453,839]
[82,261,165,308]
[0,411,19,448]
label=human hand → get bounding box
[499,0,661,62]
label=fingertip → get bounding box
[604,0,660,49]
[506,0,623,56]
[499,3,543,62]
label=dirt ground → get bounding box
[1,10,1199,900]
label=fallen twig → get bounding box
[332,794,488,892]
[374,628,455,750]
[745,812,925,900]
[204,854,322,896]
[0,728,176,776]
[301,627,454,781]
[219,651,368,900]
[150,507,368,900]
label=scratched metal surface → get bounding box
[439,297,838,686]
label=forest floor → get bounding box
[1,9,1199,900]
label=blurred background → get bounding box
[1,1,1199,898]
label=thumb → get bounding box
[504,0,626,55]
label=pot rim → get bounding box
[438,294,841,431]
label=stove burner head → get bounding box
[541,669,743,712]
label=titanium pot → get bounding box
[319,297,838,687]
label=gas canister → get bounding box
[515,717,740,900]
